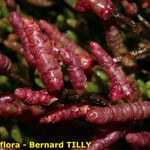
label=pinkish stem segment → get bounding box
[0,53,31,86]
[86,131,124,150]
[121,0,138,16]
[126,132,150,148]
[0,53,11,74]
[0,102,46,118]
[9,12,36,67]
[59,48,87,90]
[0,93,14,103]
[0,102,23,117]
[22,18,64,92]
[86,101,150,124]
[15,88,58,105]
[90,41,140,102]
[6,0,17,11]
[105,25,128,57]
[75,0,115,20]
[39,20,93,70]
[40,104,92,124]
[142,0,150,9]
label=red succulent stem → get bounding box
[39,20,94,70]
[0,101,46,118]
[77,53,94,71]
[58,48,87,90]
[86,101,150,124]
[15,88,58,105]
[121,0,138,16]
[40,104,92,124]
[23,105,47,117]
[90,41,140,102]
[142,0,150,9]
[87,122,134,150]
[75,0,91,12]
[9,12,36,67]
[105,24,128,57]
[75,0,141,33]
[0,53,31,86]
[86,131,124,150]
[75,0,115,20]
[39,20,79,53]
[6,0,17,11]
[0,93,14,103]
[0,102,23,118]
[22,18,64,92]
[0,53,12,74]
[126,131,150,148]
